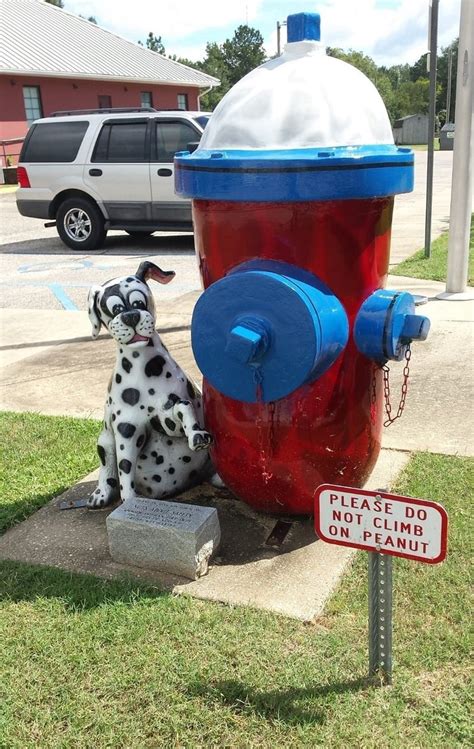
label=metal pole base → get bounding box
[368,551,393,685]
[436,289,474,301]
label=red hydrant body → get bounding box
[193,198,392,513]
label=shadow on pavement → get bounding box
[0,232,195,256]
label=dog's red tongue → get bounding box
[130,334,149,343]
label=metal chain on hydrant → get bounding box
[382,345,411,427]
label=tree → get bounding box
[138,32,165,55]
[44,0,64,6]
[437,39,458,122]
[198,26,266,110]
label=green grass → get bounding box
[0,410,472,747]
[0,411,100,533]
[406,139,440,151]
[392,213,474,285]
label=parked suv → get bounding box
[16,108,210,251]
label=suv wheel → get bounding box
[57,197,106,251]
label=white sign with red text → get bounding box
[315,485,448,564]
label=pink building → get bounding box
[0,0,219,162]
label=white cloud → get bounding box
[66,0,263,42]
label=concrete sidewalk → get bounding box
[1,277,472,456]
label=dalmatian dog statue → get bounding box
[87,261,213,509]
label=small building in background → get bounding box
[0,0,218,166]
[439,123,455,150]
[392,114,429,145]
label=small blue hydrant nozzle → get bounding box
[287,12,321,43]
[401,314,430,343]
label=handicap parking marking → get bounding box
[48,283,79,311]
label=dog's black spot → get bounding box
[108,397,112,405]
[126,277,134,283]
[155,455,164,465]
[145,356,166,377]
[182,456,191,463]
[122,388,140,406]
[139,453,147,460]
[97,445,106,466]
[168,467,175,475]
[150,416,164,433]
[131,481,135,489]
[151,450,157,457]
[115,373,122,384]
[120,348,123,354]
[177,411,183,421]
[167,439,173,446]
[136,434,145,448]
[107,478,117,488]
[148,388,155,395]
[147,338,154,347]
[147,487,152,494]
[181,400,190,406]
[192,423,200,430]
[186,379,196,399]
[173,481,177,486]
[166,372,172,379]
[153,474,162,483]
[132,351,140,359]
[103,422,108,431]
[117,410,121,415]
[148,406,155,413]
[165,418,176,432]
[119,459,132,474]
[117,422,136,438]
[120,484,123,490]
[120,444,124,450]
[140,405,145,410]
[122,358,132,373]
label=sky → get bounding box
[64,0,462,67]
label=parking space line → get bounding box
[48,283,79,311]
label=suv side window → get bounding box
[20,121,89,162]
[156,120,200,162]
[92,121,148,163]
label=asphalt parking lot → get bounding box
[0,192,201,311]
[0,151,458,312]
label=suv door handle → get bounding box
[157,168,172,177]
[89,168,103,176]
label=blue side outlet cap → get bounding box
[354,289,430,363]
[287,12,320,42]
[191,260,348,403]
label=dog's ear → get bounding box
[136,261,175,285]
[87,284,102,339]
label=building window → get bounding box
[23,86,43,124]
[141,91,153,109]
[177,93,188,111]
[98,95,112,109]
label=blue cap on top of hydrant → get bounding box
[354,290,430,363]
[287,12,321,42]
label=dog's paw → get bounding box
[190,431,213,451]
[87,486,114,509]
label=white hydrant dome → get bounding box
[200,40,394,151]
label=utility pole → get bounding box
[276,20,287,56]
[438,0,474,299]
[446,48,453,123]
[424,0,439,259]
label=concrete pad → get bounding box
[0,447,409,621]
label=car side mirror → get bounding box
[187,141,200,154]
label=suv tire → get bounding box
[57,197,107,251]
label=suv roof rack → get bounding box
[50,107,158,117]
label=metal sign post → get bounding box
[368,551,393,685]
[314,484,448,686]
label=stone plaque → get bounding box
[106,497,220,580]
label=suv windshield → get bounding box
[194,115,210,130]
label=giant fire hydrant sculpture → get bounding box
[175,11,430,515]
